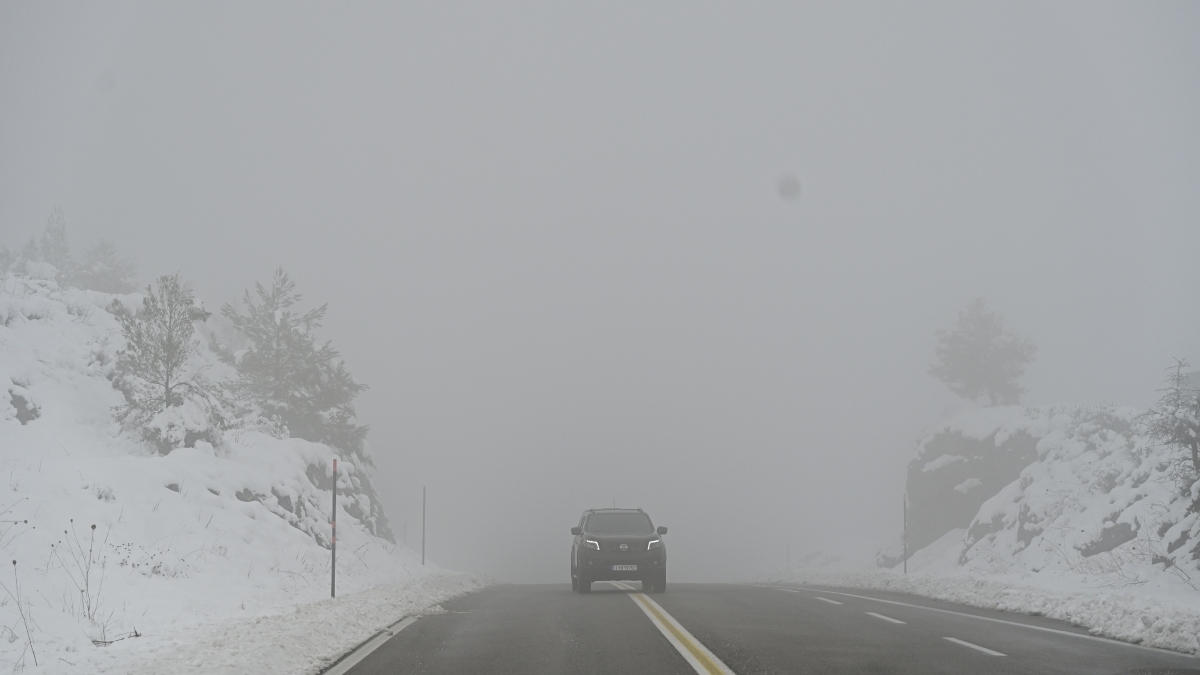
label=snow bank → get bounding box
[837,404,1200,654]
[110,573,482,675]
[777,567,1200,655]
[0,275,478,673]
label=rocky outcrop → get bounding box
[882,405,1200,591]
[878,407,1049,568]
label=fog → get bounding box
[3,3,1198,583]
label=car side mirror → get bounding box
[571,527,582,536]
[657,526,668,535]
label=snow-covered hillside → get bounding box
[886,405,1200,588]
[0,274,473,674]
[792,404,1200,654]
[879,406,1046,567]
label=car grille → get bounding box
[602,539,644,553]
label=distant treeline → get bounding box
[1,207,138,292]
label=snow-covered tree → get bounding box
[111,274,227,452]
[220,268,369,464]
[929,298,1037,406]
[9,208,75,281]
[1143,359,1200,485]
[74,239,137,293]
[0,245,13,276]
[38,206,73,280]
[19,238,39,266]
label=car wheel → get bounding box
[570,565,579,592]
[648,570,666,593]
[578,572,592,594]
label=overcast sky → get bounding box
[3,2,1199,582]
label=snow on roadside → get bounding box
[839,404,1200,656]
[775,567,1200,655]
[113,572,484,675]
[0,273,489,674]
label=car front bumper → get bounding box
[578,548,666,581]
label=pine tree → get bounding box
[19,238,39,267]
[75,239,137,293]
[0,245,13,276]
[221,268,369,464]
[38,207,73,280]
[929,298,1037,406]
[1143,359,1200,486]
[112,274,222,452]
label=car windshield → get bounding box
[584,512,654,535]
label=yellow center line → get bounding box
[631,594,727,675]
[608,582,733,675]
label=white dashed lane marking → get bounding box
[764,584,1200,663]
[944,637,1006,656]
[776,586,1196,657]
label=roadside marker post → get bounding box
[421,486,426,566]
[903,492,907,575]
[332,458,337,598]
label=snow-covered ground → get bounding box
[115,573,481,675]
[0,274,482,673]
[777,560,1200,655]
[781,404,1200,655]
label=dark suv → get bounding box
[570,508,668,593]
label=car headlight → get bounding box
[584,539,600,551]
[647,539,662,550]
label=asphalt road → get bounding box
[341,582,1200,675]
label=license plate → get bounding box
[612,564,637,571]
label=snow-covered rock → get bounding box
[878,406,1047,567]
[848,404,1200,654]
[955,405,1200,578]
[21,261,58,281]
[885,404,1200,582]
